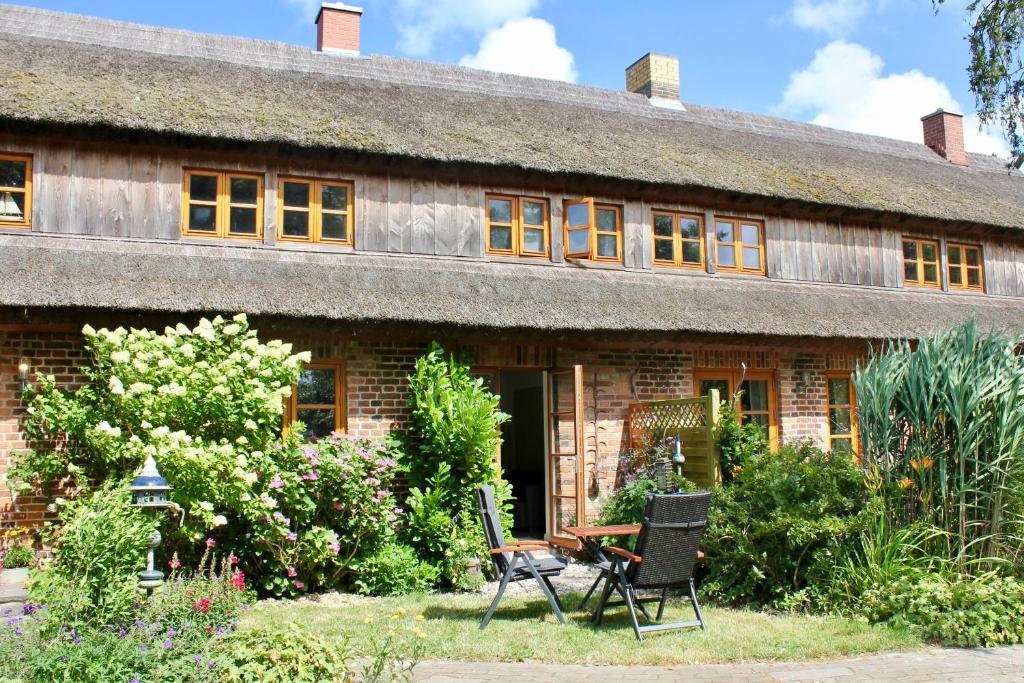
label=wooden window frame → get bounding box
[0,152,32,229]
[277,176,355,247]
[693,368,778,448]
[181,168,264,240]
[946,241,984,292]
[901,236,942,289]
[652,210,705,269]
[562,198,623,263]
[286,359,347,438]
[485,193,549,258]
[825,371,859,455]
[713,216,765,275]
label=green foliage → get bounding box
[715,397,769,483]
[700,443,873,606]
[215,622,352,683]
[595,478,661,527]
[29,481,157,629]
[854,319,1024,569]
[1,543,34,569]
[862,572,1024,647]
[351,543,440,597]
[402,343,511,585]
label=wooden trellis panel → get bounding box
[627,390,722,487]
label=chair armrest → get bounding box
[698,550,705,560]
[489,543,548,554]
[603,546,642,563]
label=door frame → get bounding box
[543,365,586,549]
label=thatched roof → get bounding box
[4,235,1024,340]
[1,4,1022,230]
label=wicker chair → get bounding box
[476,484,567,629]
[591,492,711,641]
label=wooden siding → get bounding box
[4,137,1024,298]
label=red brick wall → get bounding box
[316,6,360,54]
[922,110,968,166]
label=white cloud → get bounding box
[791,0,869,34]
[388,0,539,56]
[779,40,1009,157]
[458,17,576,82]
[281,0,322,22]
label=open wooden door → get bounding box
[544,365,585,548]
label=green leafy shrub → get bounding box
[214,622,352,683]
[351,543,439,597]
[861,572,1024,647]
[402,343,511,585]
[700,443,873,606]
[29,481,157,629]
[595,478,661,527]
[1,543,34,569]
[715,398,769,483]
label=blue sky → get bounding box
[19,0,1007,155]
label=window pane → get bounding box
[700,379,729,398]
[923,263,938,283]
[742,246,761,270]
[567,228,590,254]
[489,198,512,224]
[832,438,853,453]
[597,234,618,257]
[298,368,336,405]
[743,413,769,429]
[566,202,589,227]
[967,268,981,287]
[322,185,348,212]
[0,191,25,222]
[596,208,617,232]
[681,217,701,239]
[827,378,850,405]
[654,214,673,237]
[921,241,937,262]
[904,261,918,283]
[523,227,544,253]
[949,267,963,285]
[654,239,675,262]
[321,213,348,241]
[189,174,218,202]
[522,200,544,226]
[829,407,852,435]
[717,244,736,267]
[740,223,759,245]
[947,246,961,265]
[296,408,335,440]
[230,177,258,204]
[229,207,257,234]
[0,159,27,188]
[740,380,769,412]
[283,181,310,208]
[716,221,734,243]
[902,240,918,260]
[282,210,309,238]
[682,241,702,264]
[966,247,981,267]
[490,225,513,251]
[188,205,216,232]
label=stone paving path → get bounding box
[414,645,1024,682]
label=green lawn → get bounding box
[246,591,922,665]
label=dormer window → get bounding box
[946,242,984,292]
[563,198,622,262]
[182,169,263,240]
[486,194,549,257]
[714,216,765,275]
[278,177,354,246]
[0,153,31,228]
[652,210,704,268]
[902,237,940,288]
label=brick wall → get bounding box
[316,5,361,54]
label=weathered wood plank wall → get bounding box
[4,138,1024,298]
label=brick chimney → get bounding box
[921,109,968,166]
[626,53,684,110]
[316,2,362,55]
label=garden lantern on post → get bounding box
[673,434,686,478]
[129,455,175,593]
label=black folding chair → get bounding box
[592,492,711,641]
[476,484,567,629]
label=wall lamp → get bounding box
[17,359,30,390]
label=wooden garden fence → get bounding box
[627,390,722,487]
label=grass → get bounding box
[246,591,922,665]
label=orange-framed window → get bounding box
[946,242,984,292]
[652,210,705,268]
[826,372,859,455]
[287,360,346,440]
[714,216,765,275]
[901,237,941,288]
[278,177,354,246]
[182,169,263,240]
[694,368,778,448]
[0,153,31,228]
[563,198,622,262]
[485,194,549,257]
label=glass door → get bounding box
[545,366,585,547]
